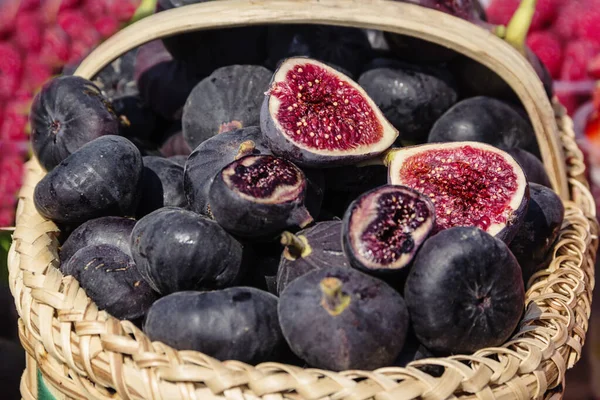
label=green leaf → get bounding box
[129,0,158,25]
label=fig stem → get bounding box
[504,0,537,56]
[320,277,351,316]
[281,232,312,260]
[234,140,257,160]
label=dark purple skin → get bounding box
[30,75,120,172]
[428,96,540,157]
[63,244,159,321]
[208,155,314,239]
[130,207,244,294]
[183,126,272,216]
[302,168,325,220]
[0,338,26,400]
[156,0,267,75]
[160,130,193,158]
[323,165,387,193]
[182,65,273,149]
[34,135,143,225]
[143,287,285,364]
[92,49,138,100]
[506,148,552,188]
[111,95,159,145]
[509,183,565,283]
[168,155,188,166]
[358,64,458,145]
[59,216,136,265]
[383,34,458,63]
[264,25,372,78]
[276,221,350,294]
[136,156,187,218]
[342,185,436,274]
[134,40,202,121]
[278,266,409,371]
[404,226,525,355]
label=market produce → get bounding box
[136,156,187,217]
[506,147,552,188]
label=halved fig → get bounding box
[260,57,398,168]
[342,185,435,273]
[208,154,314,239]
[386,141,529,243]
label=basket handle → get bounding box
[74,0,569,199]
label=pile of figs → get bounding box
[28,1,567,372]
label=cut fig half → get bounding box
[342,185,436,273]
[386,141,529,243]
[260,57,399,168]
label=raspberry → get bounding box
[526,31,563,78]
[22,53,54,93]
[0,0,19,38]
[486,0,519,26]
[59,0,81,11]
[0,43,23,101]
[94,16,120,38]
[14,11,43,52]
[0,97,31,142]
[39,26,71,67]
[0,208,16,227]
[18,0,40,12]
[531,0,559,31]
[561,40,600,81]
[68,40,93,65]
[556,92,581,115]
[82,0,107,20]
[578,8,600,45]
[553,1,584,41]
[588,53,600,79]
[106,0,140,22]
[58,10,100,47]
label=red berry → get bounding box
[94,16,120,38]
[57,9,99,47]
[530,0,559,31]
[82,0,106,19]
[68,40,93,65]
[14,11,43,52]
[0,101,29,142]
[553,1,585,41]
[19,0,40,11]
[39,26,71,68]
[578,8,600,45]
[526,31,563,78]
[106,0,140,22]
[560,40,600,81]
[556,92,581,115]
[0,0,19,38]
[59,0,81,11]
[40,0,62,24]
[0,42,23,101]
[486,0,519,26]
[0,208,16,227]
[21,53,54,93]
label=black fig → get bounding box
[30,76,119,171]
[130,207,244,294]
[182,65,273,149]
[405,226,525,355]
[279,266,409,371]
[506,148,552,188]
[260,57,398,168]
[342,185,435,274]
[91,49,138,100]
[276,220,350,294]
[208,155,314,239]
[144,287,285,364]
[34,135,143,225]
[136,156,187,217]
[386,141,529,243]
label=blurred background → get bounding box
[1,0,600,398]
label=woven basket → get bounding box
[7,0,600,399]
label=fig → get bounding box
[143,287,285,364]
[62,244,159,321]
[278,266,409,371]
[428,96,540,157]
[59,216,136,265]
[276,220,350,294]
[157,0,267,76]
[358,63,458,145]
[168,155,188,166]
[184,126,272,216]
[342,185,435,273]
[136,156,187,218]
[405,226,525,355]
[506,148,552,188]
[509,183,565,283]
[264,25,372,78]
[111,95,159,147]
[208,155,314,239]
[383,34,458,63]
[92,49,138,100]
[130,207,244,295]
[323,164,387,193]
[34,135,143,225]
[30,75,120,171]
[182,65,273,149]
[261,57,398,168]
[386,141,529,243]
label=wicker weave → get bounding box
[7,1,600,399]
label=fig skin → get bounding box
[30,75,120,172]
[323,164,387,193]
[506,148,552,188]
[208,155,314,240]
[136,156,187,218]
[34,135,143,225]
[382,34,458,63]
[278,266,409,371]
[184,126,272,216]
[260,57,399,168]
[182,65,273,149]
[509,183,565,283]
[59,216,136,265]
[130,207,245,295]
[404,227,525,355]
[276,220,350,294]
[358,63,459,145]
[428,96,540,157]
[143,287,285,364]
[91,49,138,100]
[62,244,159,321]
